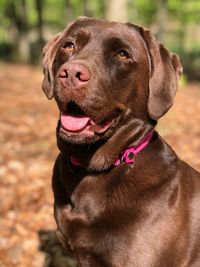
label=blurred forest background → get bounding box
[0,1,200,267]
[1,0,200,79]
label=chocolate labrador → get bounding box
[42,17,200,266]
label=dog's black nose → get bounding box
[59,62,91,89]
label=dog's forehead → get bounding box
[65,19,142,45]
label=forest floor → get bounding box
[0,62,200,267]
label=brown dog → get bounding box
[42,17,200,266]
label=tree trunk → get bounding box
[106,0,128,22]
[99,0,106,18]
[35,0,44,48]
[6,0,30,62]
[156,0,168,42]
[82,0,92,17]
[65,0,74,22]
[17,0,30,62]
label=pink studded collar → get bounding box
[114,130,154,166]
[68,130,154,170]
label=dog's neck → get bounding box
[68,130,154,169]
[57,118,156,172]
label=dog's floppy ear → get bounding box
[42,31,66,99]
[136,27,183,120]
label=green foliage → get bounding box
[0,0,200,80]
[128,0,157,25]
[41,0,105,30]
[168,0,200,23]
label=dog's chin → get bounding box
[59,128,103,144]
[57,110,123,145]
[58,121,117,145]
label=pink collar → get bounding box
[114,130,154,166]
[69,130,154,168]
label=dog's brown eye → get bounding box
[116,49,130,60]
[64,42,75,52]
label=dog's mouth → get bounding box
[60,101,114,137]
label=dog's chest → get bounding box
[71,173,109,219]
[64,166,189,266]
[70,167,134,218]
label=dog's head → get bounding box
[42,17,182,149]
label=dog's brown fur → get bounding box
[42,18,200,266]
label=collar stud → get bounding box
[128,151,135,160]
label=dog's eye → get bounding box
[116,49,130,60]
[63,42,75,52]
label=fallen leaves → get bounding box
[0,62,199,267]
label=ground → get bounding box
[0,62,200,267]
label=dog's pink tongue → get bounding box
[61,113,90,132]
